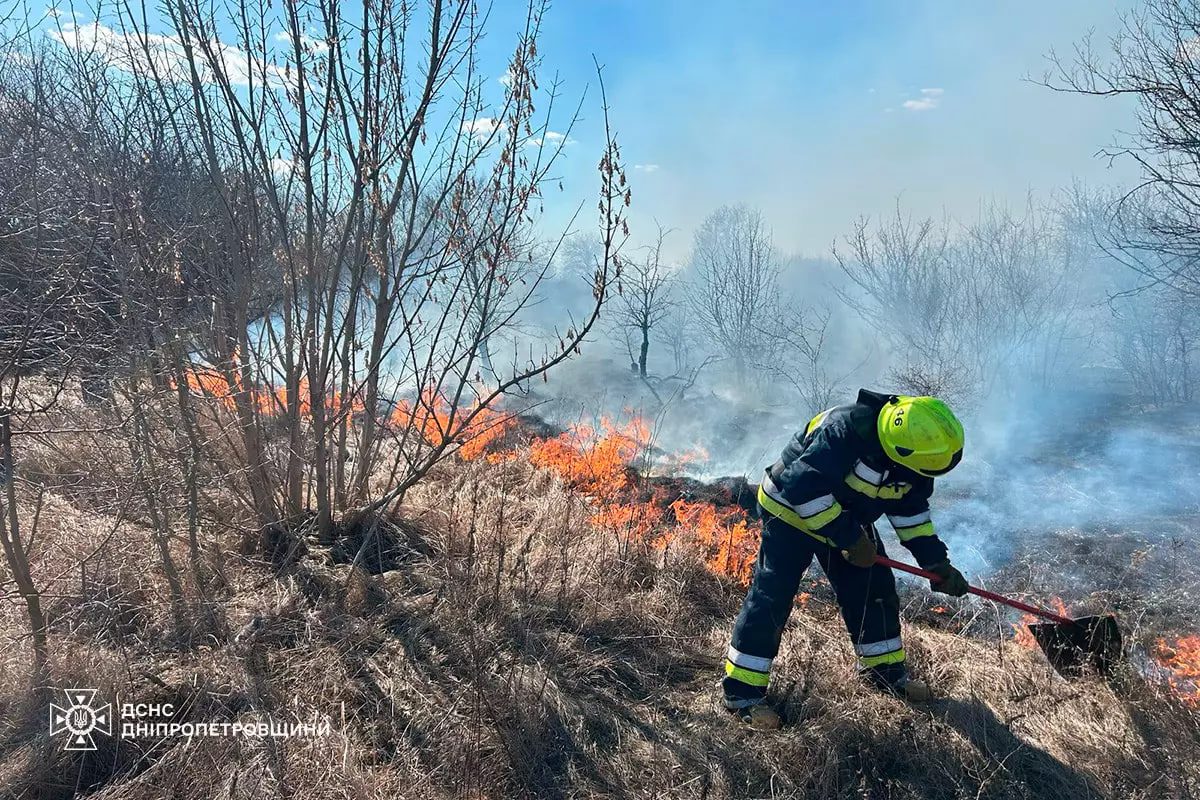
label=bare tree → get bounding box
[0,0,629,691]
[685,204,782,387]
[957,200,1087,395]
[1045,0,1200,295]
[33,0,631,549]
[661,306,697,377]
[833,205,966,397]
[1115,287,1200,402]
[835,200,1085,401]
[1081,189,1200,402]
[770,308,854,417]
[614,224,674,378]
[0,34,122,689]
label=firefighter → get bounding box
[724,390,969,730]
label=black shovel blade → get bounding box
[1029,615,1122,677]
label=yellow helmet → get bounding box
[877,396,964,477]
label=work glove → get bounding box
[841,527,877,568]
[926,561,969,597]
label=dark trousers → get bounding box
[723,514,904,706]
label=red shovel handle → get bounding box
[875,555,1074,625]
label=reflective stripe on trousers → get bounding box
[723,512,906,704]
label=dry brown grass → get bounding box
[1,446,1198,799]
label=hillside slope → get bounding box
[1,452,1198,799]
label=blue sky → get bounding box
[504,0,1142,258]
[37,0,1144,260]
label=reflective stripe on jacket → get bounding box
[765,388,949,567]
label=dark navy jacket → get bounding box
[759,389,949,567]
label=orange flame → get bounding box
[669,499,757,583]
[391,390,514,461]
[529,415,759,584]
[181,368,507,460]
[931,606,949,614]
[1011,614,1039,648]
[178,366,364,418]
[670,444,710,472]
[588,501,665,540]
[1011,597,1070,647]
[1155,636,1200,707]
[179,366,249,410]
[528,417,649,500]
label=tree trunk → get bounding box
[128,396,187,627]
[0,412,48,693]
[638,325,649,378]
[353,278,393,504]
[283,291,304,519]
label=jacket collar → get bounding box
[853,389,897,472]
[856,388,898,410]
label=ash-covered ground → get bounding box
[517,364,1200,654]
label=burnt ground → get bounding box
[4,451,1199,799]
[3,405,1200,798]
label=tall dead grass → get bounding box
[0,436,1198,799]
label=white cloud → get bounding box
[48,21,289,88]
[1180,37,1200,62]
[498,68,514,87]
[461,117,501,142]
[463,119,572,149]
[529,130,568,147]
[269,157,294,176]
[633,164,660,173]
[901,88,944,112]
[273,30,329,54]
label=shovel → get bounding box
[875,556,1122,677]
